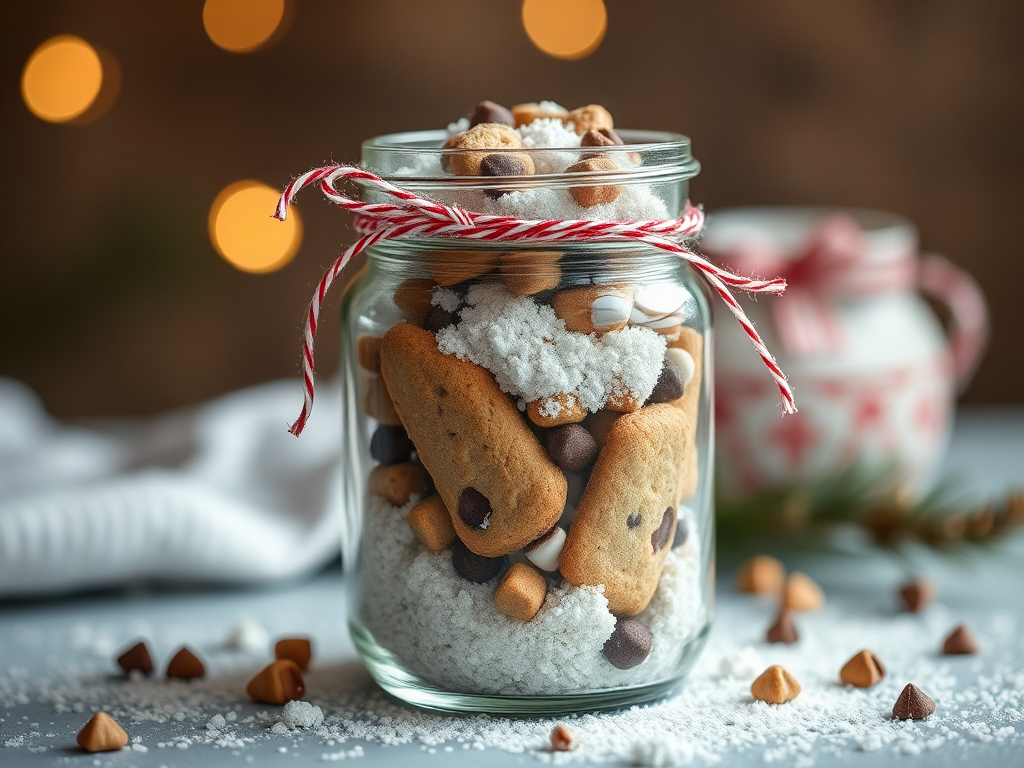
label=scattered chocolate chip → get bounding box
[751,665,801,704]
[423,305,458,332]
[673,516,689,548]
[116,641,154,675]
[469,100,515,128]
[481,153,527,199]
[645,359,685,405]
[457,488,492,529]
[892,683,935,720]
[450,539,507,583]
[766,610,799,644]
[942,623,979,655]
[370,425,414,465]
[899,578,935,612]
[603,617,653,670]
[651,507,676,552]
[598,128,625,145]
[166,646,204,680]
[545,423,599,472]
[626,512,642,529]
[840,650,885,687]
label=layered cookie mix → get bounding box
[352,101,708,697]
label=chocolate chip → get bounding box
[545,424,599,472]
[581,129,617,149]
[469,100,514,128]
[651,507,676,552]
[942,623,979,655]
[457,487,492,529]
[450,539,507,583]
[481,153,527,199]
[766,610,799,644]
[892,683,935,720]
[602,617,652,670]
[370,425,414,465]
[598,128,625,145]
[899,578,935,612]
[645,359,685,405]
[673,516,689,548]
[423,305,457,333]
[116,642,154,675]
[626,512,642,529]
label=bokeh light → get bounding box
[203,0,289,53]
[209,181,302,274]
[522,0,607,60]
[22,36,105,123]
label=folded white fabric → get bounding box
[0,377,352,598]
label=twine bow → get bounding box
[709,214,917,356]
[274,164,797,436]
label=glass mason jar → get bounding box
[339,129,712,714]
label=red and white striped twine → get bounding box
[274,164,797,436]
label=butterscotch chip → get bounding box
[840,650,886,687]
[369,462,428,506]
[246,659,305,705]
[511,101,568,127]
[363,375,402,426]
[166,646,205,679]
[357,335,382,372]
[275,638,313,671]
[550,723,579,752]
[566,104,614,135]
[566,156,622,208]
[77,712,128,753]
[527,393,587,427]
[494,562,548,622]
[784,572,825,611]
[892,683,935,720]
[766,609,799,644]
[393,278,435,324]
[942,623,979,655]
[604,387,641,413]
[428,249,497,286]
[116,641,154,675]
[588,409,622,447]
[736,555,785,594]
[899,578,935,612]
[551,284,634,334]
[751,665,801,704]
[580,128,616,151]
[499,250,562,296]
[408,495,456,553]
[443,123,526,176]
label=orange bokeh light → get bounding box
[210,181,302,274]
[203,0,289,53]
[522,0,607,60]
[22,36,105,123]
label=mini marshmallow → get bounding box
[665,348,696,389]
[525,526,566,572]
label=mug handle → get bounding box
[918,254,989,393]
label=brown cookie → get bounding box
[379,324,567,557]
[511,102,569,127]
[560,404,690,616]
[565,156,622,208]
[442,124,532,177]
[566,104,614,135]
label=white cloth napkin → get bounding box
[0,377,353,598]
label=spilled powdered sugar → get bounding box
[436,283,666,412]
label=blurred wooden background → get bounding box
[2,0,1021,418]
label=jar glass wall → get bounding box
[340,130,713,714]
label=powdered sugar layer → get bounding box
[436,282,666,412]
[357,495,705,696]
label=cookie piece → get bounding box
[368,462,428,506]
[566,104,614,135]
[408,496,456,553]
[511,101,569,127]
[566,156,622,208]
[494,562,548,622]
[527,393,587,427]
[560,404,690,616]
[442,123,530,176]
[500,250,562,296]
[379,324,567,557]
[551,284,634,334]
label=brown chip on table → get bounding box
[751,665,801,704]
[116,640,154,675]
[275,637,313,671]
[840,650,886,688]
[942,623,980,655]
[246,659,306,705]
[77,712,128,753]
[166,646,205,679]
[892,683,935,720]
[783,572,825,612]
[736,555,785,595]
[899,578,935,612]
[766,609,799,644]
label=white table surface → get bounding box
[2,406,1022,767]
